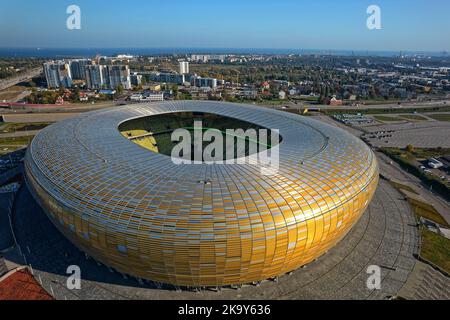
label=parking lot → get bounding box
[363,123,450,148]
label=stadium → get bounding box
[23,101,379,288]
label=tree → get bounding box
[406,144,414,153]
[171,84,179,96]
[58,85,65,96]
[71,87,81,102]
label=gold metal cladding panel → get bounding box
[25,101,379,287]
[28,173,377,287]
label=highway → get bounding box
[263,99,450,111]
[0,68,43,91]
[1,113,81,123]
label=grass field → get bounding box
[0,135,34,145]
[362,99,402,105]
[0,84,30,101]
[384,147,450,160]
[373,115,402,122]
[0,122,51,133]
[398,114,428,121]
[408,198,450,227]
[0,135,34,154]
[258,99,289,106]
[421,228,450,274]
[427,113,450,122]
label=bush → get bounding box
[406,144,414,153]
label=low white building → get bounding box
[130,93,143,101]
[130,91,164,102]
[144,92,164,102]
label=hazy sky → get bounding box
[1,0,449,51]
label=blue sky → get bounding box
[0,0,449,51]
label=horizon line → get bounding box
[0,46,448,52]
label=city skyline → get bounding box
[0,0,449,52]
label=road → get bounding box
[1,113,81,123]
[0,68,43,91]
[11,90,32,103]
[375,150,450,224]
[0,101,119,115]
[0,130,40,138]
[263,99,450,111]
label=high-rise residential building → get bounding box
[85,65,131,90]
[108,65,131,90]
[130,73,143,86]
[69,59,92,80]
[43,63,60,88]
[101,66,110,89]
[43,61,73,88]
[179,61,189,74]
[192,76,218,88]
[44,60,133,90]
[85,65,105,89]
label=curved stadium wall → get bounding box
[24,101,379,287]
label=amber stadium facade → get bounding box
[24,101,379,287]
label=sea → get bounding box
[0,47,447,58]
